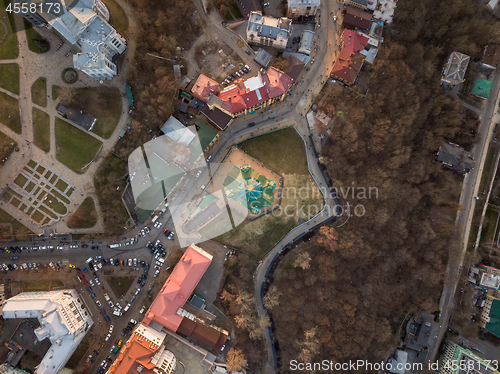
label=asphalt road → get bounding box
[428,67,500,363]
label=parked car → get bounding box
[245,49,251,55]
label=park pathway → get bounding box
[0,4,138,235]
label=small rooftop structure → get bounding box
[345,0,368,9]
[343,6,372,30]
[56,104,97,131]
[254,48,273,68]
[436,143,474,175]
[160,116,196,145]
[472,79,493,99]
[192,75,220,103]
[482,44,500,70]
[441,51,470,86]
[298,30,315,55]
[405,311,439,352]
[281,55,306,81]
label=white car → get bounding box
[109,325,114,333]
[57,246,63,250]
[70,245,78,248]
[108,300,114,308]
[89,279,94,286]
[135,288,140,295]
[105,334,111,342]
[95,278,101,285]
[195,170,202,178]
[128,259,132,266]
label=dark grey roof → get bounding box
[254,48,273,68]
[200,106,233,130]
[57,104,97,131]
[437,143,474,174]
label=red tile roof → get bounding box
[263,66,293,99]
[142,245,213,332]
[192,75,220,102]
[215,67,291,114]
[108,335,157,374]
[331,30,368,85]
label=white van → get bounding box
[124,303,131,312]
[113,310,122,316]
[151,215,158,223]
[109,243,122,248]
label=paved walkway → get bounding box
[0,6,138,234]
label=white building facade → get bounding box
[16,0,126,80]
[246,12,291,51]
[287,0,320,18]
[2,290,93,374]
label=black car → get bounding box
[248,122,256,127]
[92,246,99,250]
[82,244,88,248]
[10,256,18,260]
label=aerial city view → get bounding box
[1,0,500,372]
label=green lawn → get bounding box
[24,20,50,53]
[108,276,134,298]
[0,0,19,59]
[239,126,307,175]
[0,130,16,165]
[102,0,129,37]
[230,2,243,18]
[0,208,33,241]
[67,197,97,228]
[41,193,67,215]
[224,11,234,21]
[31,77,47,107]
[54,85,122,138]
[55,118,103,173]
[0,91,21,134]
[33,108,50,152]
[0,63,19,94]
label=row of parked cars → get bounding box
[2,261,63,271]
[221,65,252,87]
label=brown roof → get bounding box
[282,55,305,81]
[177,318,228,351]
[342,6,372,30]
[483,44,500,68]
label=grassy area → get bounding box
[33,108,50,152]
[13,174,28,188]
[108,276,134,298]
[31,77,47,107]
[55,118,103,173]
[0,91,21,134]
[203,128,322,257]
[67,333,94,369]
[42,193,67,215]
[102,0,129,37]
[479,146,497,191]
[53,85,122,138]
[67,197,98,228]
[0,208,32,240]
[0,130,17,165]
[0,63,19,94]
[31,210,45,223]
[0,0,19,59]
[230,2,243,18]
[24,20,50,53]
[21,280,64,291]
[239,127,307,175]
[224,11,234,21]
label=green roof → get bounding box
[485,298,500,338]
[472,79,493,99]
